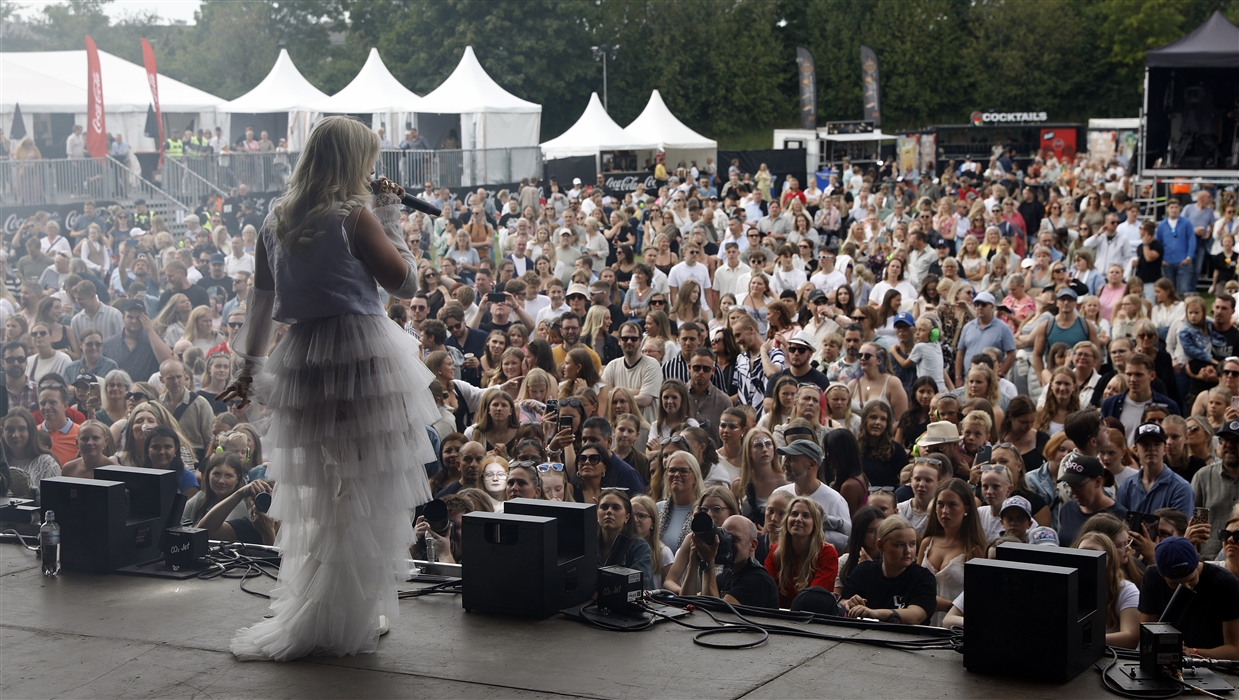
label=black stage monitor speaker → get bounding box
[462,500,598,618]
[964,555,1103,682]
[41,468,176,572]
[998,542,1107,644]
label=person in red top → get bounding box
[765,495,839,608]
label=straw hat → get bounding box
[917,421,961,446]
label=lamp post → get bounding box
[591,44,621,110]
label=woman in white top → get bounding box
[26,322,72,384]
[869,257,916,313]
[1075,531,1140,648]
[646,379,699,453]
[1149,277,1186,344]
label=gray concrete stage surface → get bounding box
[1,543,1138,699]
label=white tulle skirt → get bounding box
[231,314,437,661]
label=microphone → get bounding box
[370,179,442,217]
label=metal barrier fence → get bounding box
[0,156,143,207]
[153,147,542,194]
[158,156,231,204]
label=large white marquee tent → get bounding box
[319,47,421,142]
[224,48,330,150]
[1,49,226,156]
[623,89,717,169]
[540,92,657,165]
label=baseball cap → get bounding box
[893,312,915,327]
[557,227,573,238]
[1155,537,1199,580]
[1058,451,1105,485]
[134,198,146,205]
[776,439,823,463]
[1056,287,1079,301]
[1021,258,1035,269]
[788,331,817,348]
[935,239,952,248]
[129,227,145,238]
[1218,420,1239,439]
[72,373,97,388]
[1000,496,1033,520]
[1134,422,1167,444]
[806,289,828,303]
[572,177,582,185]
[209,253,226,265]
[119,299,147,314]
[1027,526,1060,547]
[974,291,996,306]
[565,283,589,299]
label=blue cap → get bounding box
[1155,537,1199,580]
[893,312,915,327]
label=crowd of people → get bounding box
[5,140,1239,655]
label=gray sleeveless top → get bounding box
[263,208,385,323]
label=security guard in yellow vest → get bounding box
[164,134,184,160]
[132,199,152,231]
[185,129,206,160]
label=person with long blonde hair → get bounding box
[765,496,838,608]
[732,427,784,524]
[182,306,224,353]
[154,293,193,345]
[217,116,439,661]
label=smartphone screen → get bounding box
[488,292,506,304]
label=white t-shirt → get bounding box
[601,355,663,424]
[535,302,571,325]
[977,507,1004,541]
[770,266,808,297]
[898,499,930,536]
[811,268,847,295]
[908,342,946,392]
[870,280,917,312]
[774,482,850,552]
[1109,579,1140,634]
[523,294,550,324]
[667,260,713,292]
[1120,394,1151,444]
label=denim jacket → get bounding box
[1179,320,1214,363]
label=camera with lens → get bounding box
[691,511,733,567]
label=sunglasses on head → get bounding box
[536,462,565,473]
[659,435,690,447]
[868,485,895,494]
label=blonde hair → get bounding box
[272,116,379,251]
[181,306,217,344]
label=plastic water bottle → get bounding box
[40,510,60,576]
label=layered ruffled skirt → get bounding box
[231,314,437,661]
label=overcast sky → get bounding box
[11,0,202,24]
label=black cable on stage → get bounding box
[196,544,281,599]
[398,580,461,599]
[643,592,960,652]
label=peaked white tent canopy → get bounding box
[224,49,330,149]
[623,89,716,167]
[415,46,541,150]
[1,49,226,155]
[320,48,421,142]
[540,92,656,160]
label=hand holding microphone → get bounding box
[371,177,443,217]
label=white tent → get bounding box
[320,48,421,143]
[1,49,226,154]
[224,49,330,150]
[623,90,717,168]
[540,92,656,161]
[415,45,541,150]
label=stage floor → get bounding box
[0,544,1144,699]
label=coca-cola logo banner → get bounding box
[603,172,657,197]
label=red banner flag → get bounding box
[84,36,108,158]
[141,38,164,164]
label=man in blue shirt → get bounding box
[1156,198,1198,298]
[1116,422,1194,517]
[953,291,1016,386]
